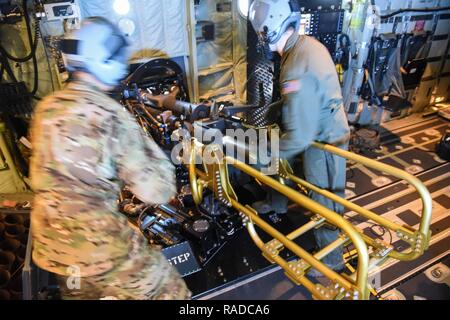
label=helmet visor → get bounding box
[249,0,271,34]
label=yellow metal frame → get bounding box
[310,142,433,261]
[188,139,433,300]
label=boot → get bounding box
[252,200,288,214]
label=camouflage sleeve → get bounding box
[114,110,176,204]
[37,100,109,188]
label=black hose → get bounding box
[0,0,40,97]
[0,49,40,98]
[0,0,40,63]
[42,29,56,92]
[29,26,40,95]
[0,62,4,82]
[24,0,40,96]
[0,53,19,83]
[379,6,450,19]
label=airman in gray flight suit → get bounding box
[249,0,351,271]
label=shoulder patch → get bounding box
[281,80,300,95]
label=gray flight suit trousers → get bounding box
[267,141,347,269]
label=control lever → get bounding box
[220,105,261,118]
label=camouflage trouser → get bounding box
[265,141,348,269]
[57,238,191,300]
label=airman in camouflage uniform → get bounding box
[30,78,191,300]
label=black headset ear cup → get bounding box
[59,39,80,55]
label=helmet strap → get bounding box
[288,0,302,12]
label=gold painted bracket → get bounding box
[185,138,433,300]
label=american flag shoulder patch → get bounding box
[281,80,300,95]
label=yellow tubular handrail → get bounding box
[286,218,326,242]
[189,146,205,205]
[286,173,410,233]
[245,219,327,298]
[284,172,420,261]
[234,200,360,299]
[226,156,370,299]
[310,142,433,261]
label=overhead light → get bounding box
[113,0,130,15]
[238,0,249,18]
